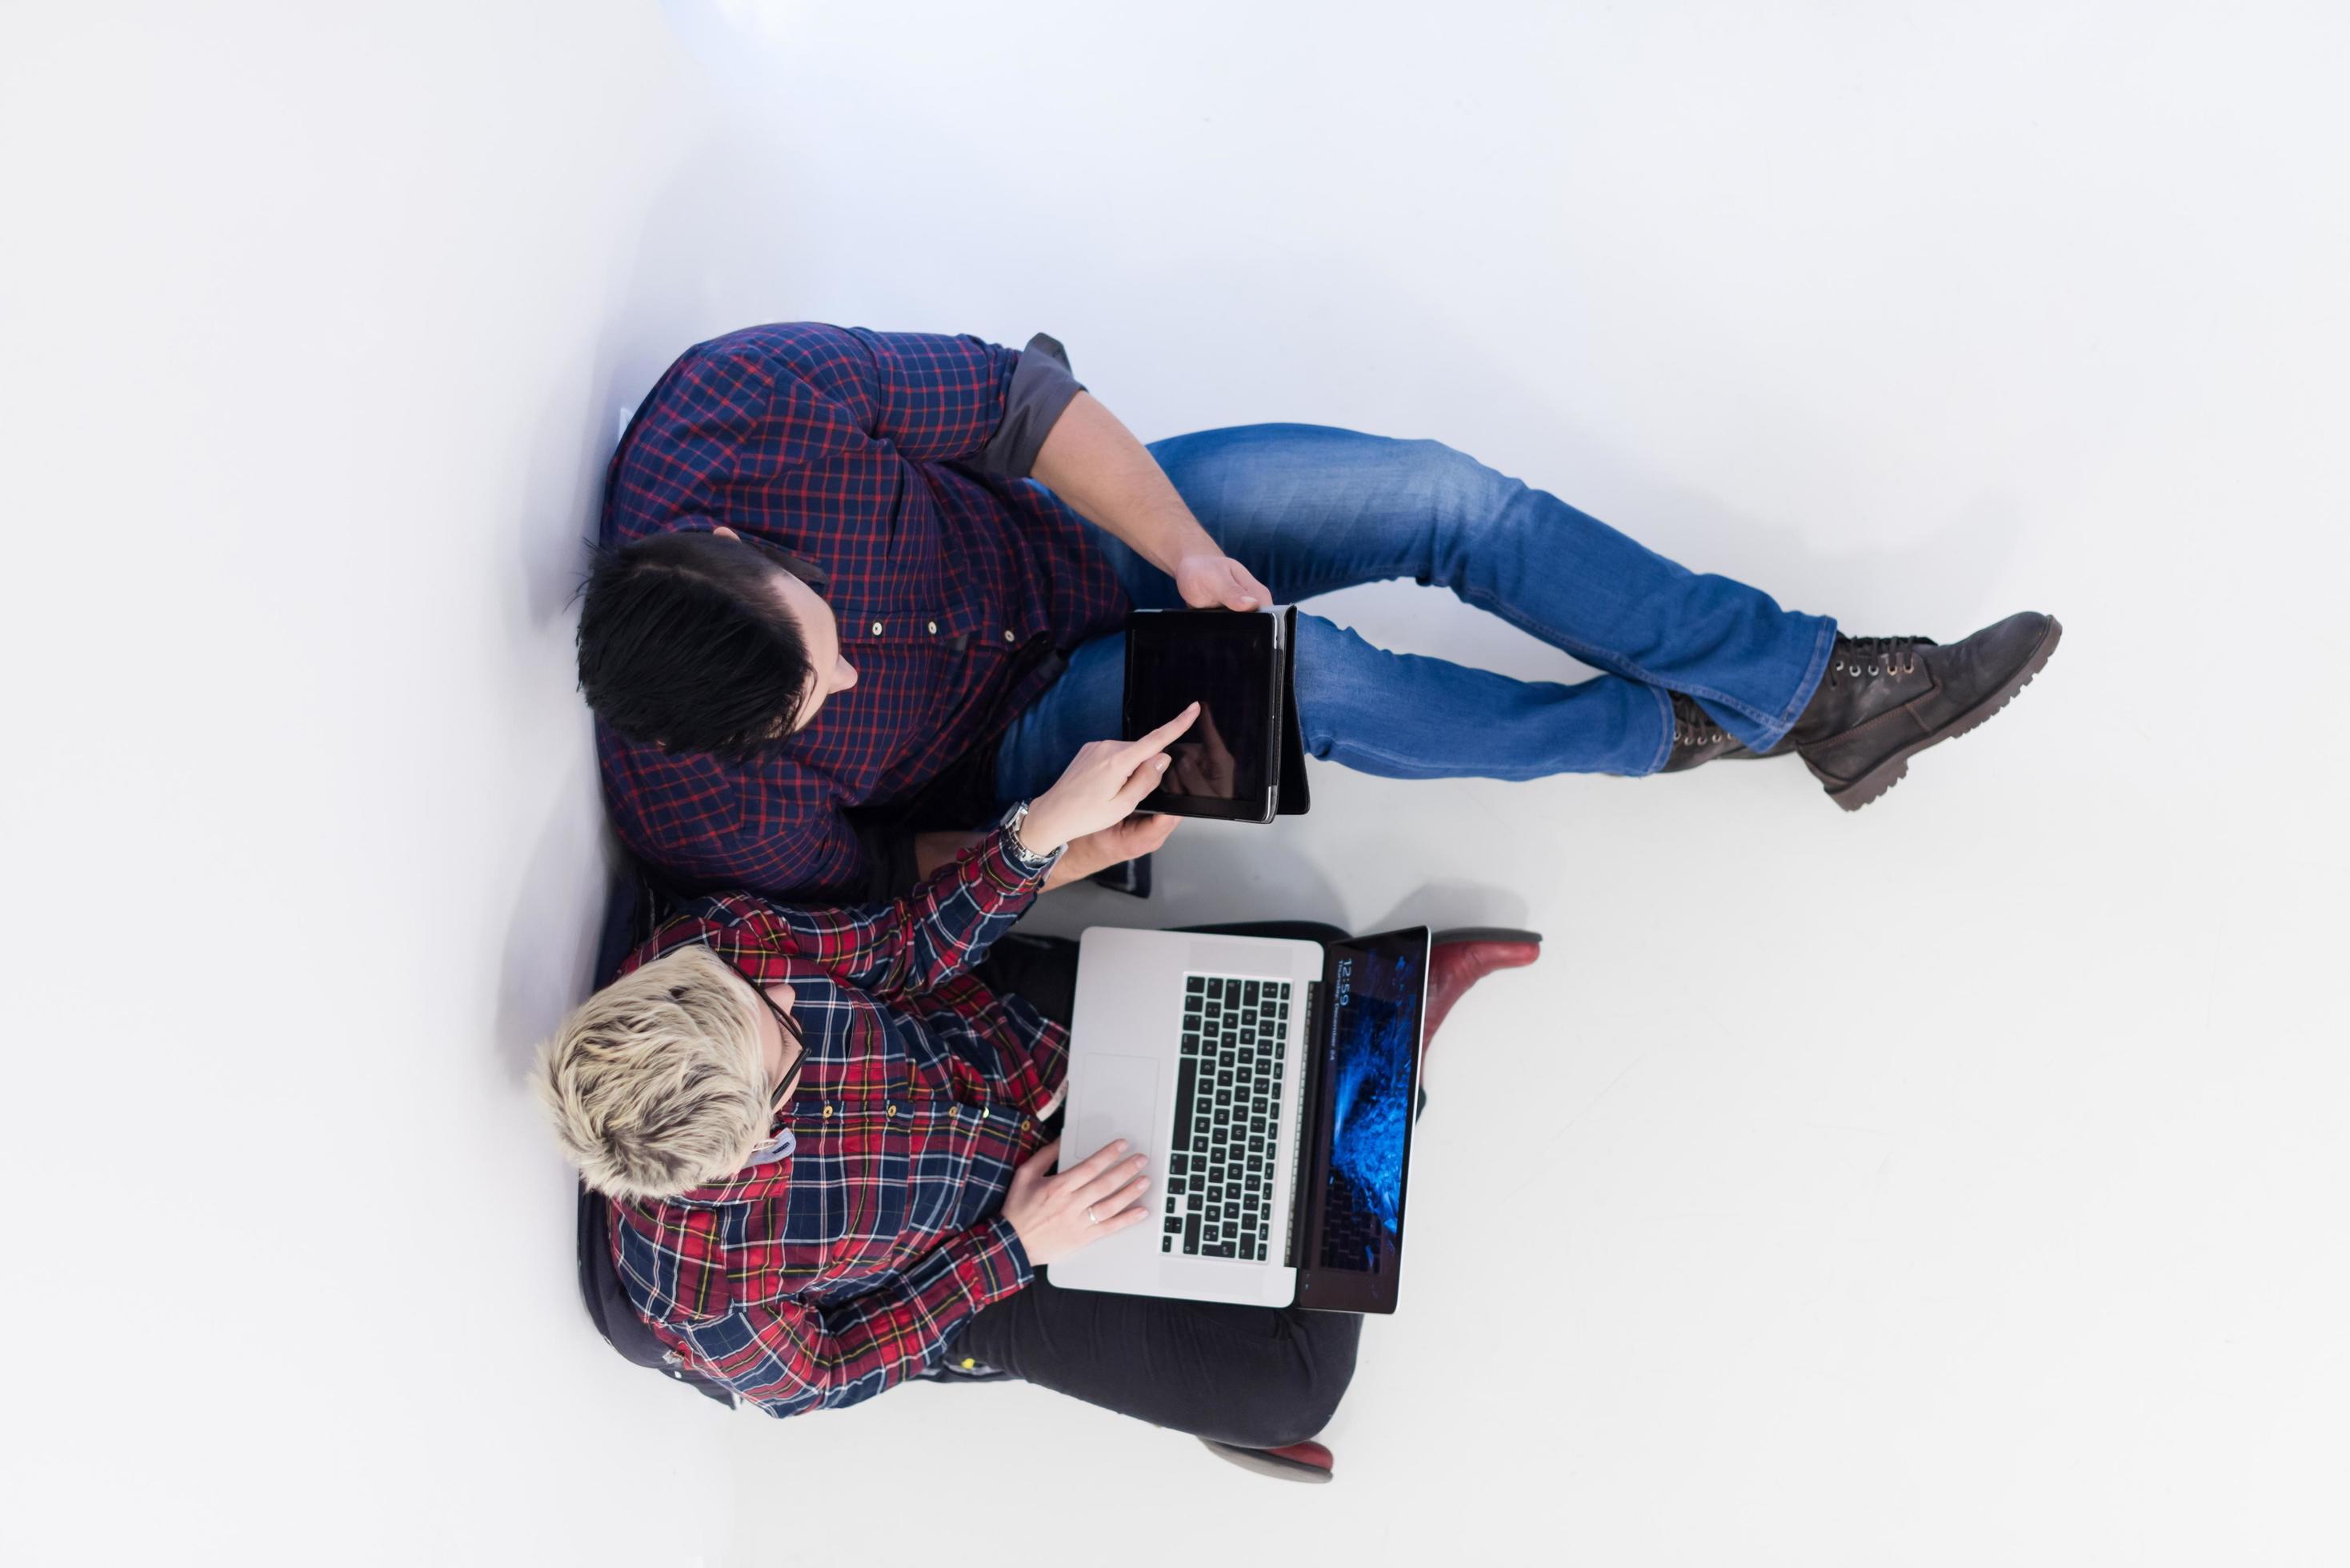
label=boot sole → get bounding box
[1823,617,2064,812]
[1199,1438,1335,1483]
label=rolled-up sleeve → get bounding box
[679,1216,1034,1418]
[975,333,1087,478]
[757,325,1021,465]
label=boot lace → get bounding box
[1671,693,1727,747]
[1828,634,1932,685]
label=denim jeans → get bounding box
[993,424,1836,805]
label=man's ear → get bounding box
[712,525,739,542]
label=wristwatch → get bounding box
[999,799,1064,873]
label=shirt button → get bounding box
[887,1105,898,1118]
[1003,629,1016,642]
[823,1105,835,1118]
[870,620,884,635]
[927,620,939,634]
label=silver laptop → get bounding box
[1050,923,1431,1313]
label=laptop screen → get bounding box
[1299,928,1428,1308]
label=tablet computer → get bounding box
[1121,607,1310,822]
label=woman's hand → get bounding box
[1021,703,1200,854]
[1001,1138,1151,1266]
[1174,552,1271,612]
[1042,812,1182,890]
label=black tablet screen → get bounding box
[1125,612,1272,813]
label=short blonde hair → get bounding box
[536,945,767,1200]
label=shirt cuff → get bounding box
[952,1216,1034,1306]
[975,333,1086,478]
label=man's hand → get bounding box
[1001,1138,1151,1266]
[1042,812,1181,889]
[1174,552,1272,612]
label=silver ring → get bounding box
[1087,1204,1099,1225]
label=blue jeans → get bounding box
[993,425,1836,804]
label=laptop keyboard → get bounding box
[1162,974,1291,1262]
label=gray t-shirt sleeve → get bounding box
[975,332,1087,478]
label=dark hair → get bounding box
[576,531,815,758]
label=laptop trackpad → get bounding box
[1063,1054,1163,1176]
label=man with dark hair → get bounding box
[584,323,2059,902]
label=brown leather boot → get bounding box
[1662,692,1758,771]
[1788,612,2062,811]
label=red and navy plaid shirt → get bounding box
[606,826,1064,1417]
[598,323,1127,900]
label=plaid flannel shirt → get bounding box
[597,322,1128,901]
[605,825,1066,1418]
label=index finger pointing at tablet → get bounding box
[1127,701,1201,757]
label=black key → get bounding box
[1203,1225,1222,1244]
[1214,1107,1231,1127]
[1249,1117,1266,1134]
[1248,1136,1266,1154]
[1219,1050,1236,1069]
[1244,1175,1262,1193]
[1180,1032,1199,1054]
[1243,980,1259,1004]
[1207,1183,1224,1202]
[1170,1058,1199,1146]
[1169,1178,1186,1196]
[1187,976,1204,994]
[1164,1216,1183,1234]
[1216,1069,1234,1090]
[1215,1089,1231,1109]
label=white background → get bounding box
[4,2,2345,1563]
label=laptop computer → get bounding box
[1048,923,1430,1313]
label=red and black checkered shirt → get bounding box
[606,826,1063,1417]
[598,323,1127,899]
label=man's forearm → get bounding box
[1029,392,1219,574]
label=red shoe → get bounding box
[1199,1437,1335,1483]
[1425,928,1543,1056]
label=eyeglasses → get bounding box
[723,957,807,1113]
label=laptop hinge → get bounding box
[1283,978,1325,1270]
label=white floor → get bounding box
[6,3,2346,1564]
